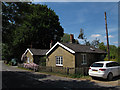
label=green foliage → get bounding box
[118,46,120,64]
[61,33,79,44]
[98,42,106,51]
[39,56,46,66]
[61,33,70,43]
[99,42,118,63]
[2,2,64,62]
[91,38,100,48]
[109,45,118,59]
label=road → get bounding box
[1,61,120,89]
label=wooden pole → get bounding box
[104,12,110,60]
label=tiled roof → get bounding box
[29,48,49,55]
[60,42,106,54]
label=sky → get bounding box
[34,2,118,46]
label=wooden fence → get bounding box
[18,63,89,76]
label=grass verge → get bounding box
[17,66,91,80]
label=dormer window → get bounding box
[90,48,95,51]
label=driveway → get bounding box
[2,61,120,89]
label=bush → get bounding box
[23,63,39,71]
[69,74,84,78]
[39,56,46,66]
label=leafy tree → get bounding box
[91,38,100,48]
[78,28,90,45]
[2,2,64,62]
[118,46,120,63]
[61,33,79,44]
[2,2,30,44]
[98,42,106,51]
[61,33,70,43]
[109,45,118,59]
[2,2,30,61]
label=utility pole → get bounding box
[104,12,110,60]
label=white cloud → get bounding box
[91,34,101,38]
[109,35,114,38]
[104,35,114,38]
[113,41,118,44]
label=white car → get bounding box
[88,61,120,80]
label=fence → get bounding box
[18,63,89,76]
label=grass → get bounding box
[38,71,91,80]
[17,66,33,71]
[17,66,91,80]
[68,74,92,80]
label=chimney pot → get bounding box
[70,34,74,43]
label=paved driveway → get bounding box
[2,61,120,89]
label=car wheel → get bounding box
[107,73,113,81]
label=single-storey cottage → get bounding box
[21,48,48,65]
[46,38,106,68]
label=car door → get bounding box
[115,62,120,75]
[119,65,120,75]
[106,62,117,76]
[112,62,120,76]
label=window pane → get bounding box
[84,55,86,61]
[56,57,58,64]
[56,56,63,65]
[58,59,60,64]
[61,56,63,64]
[91,63,103,67]
[82,54,87,64]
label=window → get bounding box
[91,63,103,67]
[106,62,120,67]
[56,56,63,66]
[81,54,87,65]
[27,58,30,63]
[31,59,32,63]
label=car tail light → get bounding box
[99,68,106,71]
[89,67,91,70]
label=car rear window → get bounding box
[91,63,103,67]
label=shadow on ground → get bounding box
[2,71,119,89]
[91,75,120,82]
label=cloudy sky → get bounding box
[35,2,118,46]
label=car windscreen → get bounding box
[91,63,103,67]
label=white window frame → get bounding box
[81,54,87,65]
[56,56,63,66]
[31,59,32,63]
[27,57,30,63]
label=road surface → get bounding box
[1,61,120,89]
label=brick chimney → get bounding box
[70,34,75,43]
[50,40,53,48]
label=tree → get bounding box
[2,3,64,61]
[78,28,84,39]
[61,33,70,43]
[2,2,30,44]
[98,42,106,51]
[91,38,100,48]
[78,28,90,45]
[2,2,31,61]
[118,46,120,64]
[61,33,79,44]
[109,45,117,60]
